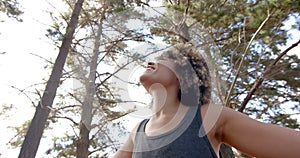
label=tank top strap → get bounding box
[136,118,149,133]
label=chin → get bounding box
[139,75,151,91]
[139,73,149,84]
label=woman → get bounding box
[113,43,300,158]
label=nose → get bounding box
[145,61,156,69]
[147,62,155,66]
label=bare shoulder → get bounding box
[199,104,225,154]
[130,120,142,141]
[200,104,225,137]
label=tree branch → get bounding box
[49,116,79,126]
[10,85,36,107]
[224,10,272,108]
[238,39,300,112]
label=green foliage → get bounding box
[158,2,300,156]
[7,120,30,148]
[271,113,300,129]
[0,104,14,116]
[46,135,77,157]
[161,0,300,128]
[5,0,299,157]
[40,0,152,157]
[0,0,23,21]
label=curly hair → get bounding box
[156,43,212,106]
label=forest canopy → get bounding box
[0,0,299,157]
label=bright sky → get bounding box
[0,0,299,157]
[0,1,162,157]
[0,0,61,157]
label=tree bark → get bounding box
[18,0,84,157]
[76,18,103,158]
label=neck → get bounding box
[149,83,180,117]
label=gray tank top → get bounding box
[132,106,219,158]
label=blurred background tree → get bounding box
[2,0,299,157]
[0,0,23,22]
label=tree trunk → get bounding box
[76,19,103,158]
[18,0,84,157]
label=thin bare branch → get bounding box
[238,39,300,112]
[9,85,36,107]
[49,116,79,126]
[224,10,273,108]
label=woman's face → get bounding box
[139,60,179,91]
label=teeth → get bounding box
[146,66,155,71]
[146,66,155,70]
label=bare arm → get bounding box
[220,106,300,158]
[112,135,133,158]
[112,122,140,158]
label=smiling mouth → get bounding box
[146,67,155,71]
